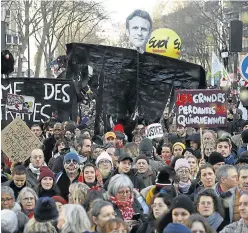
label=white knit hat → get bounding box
[1,209,18,233]
[95,151,113,167]
[174,158,190,171]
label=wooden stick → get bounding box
[200,127,204,160]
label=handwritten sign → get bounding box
[1,78,77,128]
[175,89,227,128]
[146,123,164,139]
[1,118,42,162]
[7,94,35,114]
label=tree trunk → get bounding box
[17,55,23,77]
[34,32,46,77]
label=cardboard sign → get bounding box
[7,94,35,114]
[175,89,227,128]
[1,78,78,129]
[1,118,42,162]
[146,123,163,139]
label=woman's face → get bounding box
[191,221,206,233]
[57,208,65,230]
[115,187,131,202]
[58,142,65,152]
[65,131,72,140]
[177,168,191,183]
[161,147,171,160]
[173,145,184,156]
[21,192,36,211]
[84,166,96,183]
[172,208,190,224]
[94,206,115,228]
[41,177,54,190]
[55,202,63,213]
[109,223,127,233]
[204,145,215,157]
[152,197,169,219]
[187,157,197,171]
[197,196,214,217]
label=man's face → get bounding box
[53,124,62,140]
[222,169,238,189]
[31,126,42,137]
[1,193,14,209]
[239,194,248,221]
[118,159,132,173]
[64,160,79,175]
[30,149,44,168]
[13,174,26,188]
[81,139,92,157]
[216,142,231,158]
[136,159,149,174]
[243,125,248,131]
[47,127,54,136]
[239,169,248,192]
[200,167,216,188]
[126,16,151,49]
[202,132,215,143]
[177,127,186,136]
[190,141,198,150]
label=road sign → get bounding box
[240,54,248,81]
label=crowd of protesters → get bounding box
[1,106,248,233]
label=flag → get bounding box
[211,52,223,75]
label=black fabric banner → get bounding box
[1,78,78,129]
[66,43,206,134]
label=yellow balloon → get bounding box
[146,28,182,59]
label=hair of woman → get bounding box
[102,218,128,233]
[17,187,38,205]
[69,182,90,204]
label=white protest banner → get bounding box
[146,123,163,139]
[1,118,42,163]
[7,93,35,114]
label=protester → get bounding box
[52,195,67,213]
[23,197,58,233]
[208,152,225,172]
[160,143,173,165]
[102,218,129,233]
[185,214,214,233]
[216,138,236,165]
[2,164,32,199]
[186,154,199,180]
[68,182,90,205]
[163,223,193,233]
[57,204,91,233]
[124,142,140,159]
[84,190,105,212]
[16,187,38,219]
[172,142,186,157]
[76,136,95,165]
[31,124,45,142]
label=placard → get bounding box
[146,123,163,139]
[7,93,35,114]
[1,78,78,129]
[1,118,42,162]
[175,89,227,128]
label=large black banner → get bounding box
[66,43,206,134]
[1,78,78,129]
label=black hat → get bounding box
[34,197,58,222]
[186,133,200,143]
[115,131,125,140]
[156,166,175,185]
[139,138,153,152]
[242,120,248,130]
[182,148,194,156]
[118,153,133,163]
[136,155,149,164]
[241,129,248,143]
[170,195,194,214]
[208,152,225,166]
[236,151,248,164]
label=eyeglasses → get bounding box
[99,160,111,164]
[1,198,13,203]
[177,169,190,174]
[22,197,35,203]
[118,190,131,196]
[65,159,78,165]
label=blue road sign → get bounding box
[240,54,248,81]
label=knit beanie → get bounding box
[1,209,18,233]
[236,151,248,164]
[171,195,194,214]
[156,166,175,185]
[52,196,67,205]
[173,142,186,151]
[113,124,124,133]
[139,138,153,152]
[38,166,55,182]
[136,155,149,164]
[34,197,58,222]
[208,152,225,165]
[241,129,248,143]
[63,152,79,163]
[95,151,113,167]
[163,223,192,233]
[174,158,190,171]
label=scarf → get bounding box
[28,163,41,179]
[224,154,236,165]
[207,212,223,230]
[215,183,232,198]
[178,180,191,194]
[110,195,135,220]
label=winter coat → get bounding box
[43,135,56,164]
[220,218,248,233]
[26,168,39,190]
[136,218,155,233]
[11,202,29,233]
[2,180,32,199]
[237,143,248,157]
[136,168,156,187]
